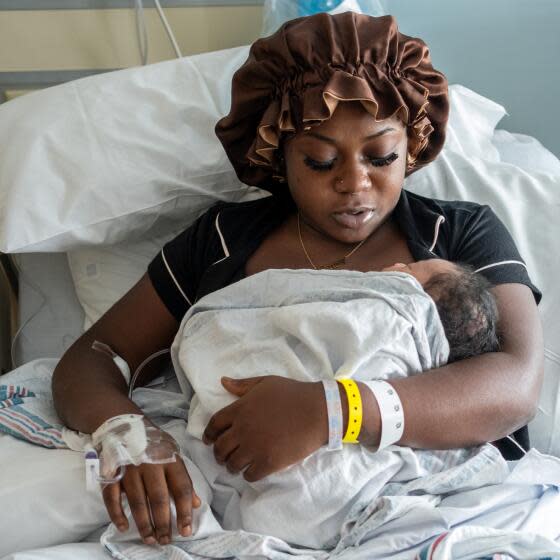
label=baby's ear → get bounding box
[381,263,407,272]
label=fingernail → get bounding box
[159,536,170,545]
[144,536,156,545]
[182,524,192,536]
[117,523,127,532]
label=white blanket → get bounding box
[160,269,559,554]
[172,269,451,548]
[2,269,560,559]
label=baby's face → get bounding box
[382,259,458,286]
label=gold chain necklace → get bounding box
[297,213,368,270]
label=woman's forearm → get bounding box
[52,334,142,434]
[355,349,542,450]
[356,284,544,451]
[52,275,180,434]
[396,351,540,449]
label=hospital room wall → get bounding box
[0,6,263,98]
[374,0,560,158]
[2,3,559,156]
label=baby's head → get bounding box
[383,259,500,362]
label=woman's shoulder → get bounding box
[403,189,542,303]
[403,189,489,218]
[207,192,293,239]
[402,189,500,239]
[211,191,292,215]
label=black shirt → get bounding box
[148,189,542,459]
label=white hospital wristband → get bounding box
[363,380,404,450]
[321,379,343,451]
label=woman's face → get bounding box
[283,101,408,244]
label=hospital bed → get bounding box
[1,2,560,559]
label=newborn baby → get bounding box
[383,259,499,362]
[172,260,499,548]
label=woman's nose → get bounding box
[333,162,372,194]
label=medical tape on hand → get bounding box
[363,380,404,450]
[91,414,179,484]
[91,340,131,385]
[321,379,343,451]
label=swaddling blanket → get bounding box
[172,268,455,548]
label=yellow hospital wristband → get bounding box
[338,379,363,444]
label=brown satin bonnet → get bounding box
[215,12,449,193]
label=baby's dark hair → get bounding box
[423,263,500,363]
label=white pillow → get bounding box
[67,187,268,330]
[492,130,560,176]
[445,85,505,163]
[0,45,252,253]
[67,231,175,331]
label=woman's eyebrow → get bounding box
[304,127,396,144]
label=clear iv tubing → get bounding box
[134,0,149,65]
[154,0,183,58]
[134,1,182,65]
[127,347,171,398]
[98,458,126,486]
[86,345,171,486]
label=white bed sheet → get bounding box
[1,543,110,560]
[12,253,84,367]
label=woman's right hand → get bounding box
[102,459,201,545]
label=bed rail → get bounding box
[0,252,18,374]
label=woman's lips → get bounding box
[332,209,374,229]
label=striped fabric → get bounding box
[0,384,67,449]
[416,532,557,560]
[415,532,449,560]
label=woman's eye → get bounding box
[304,157,335,171]
[368,152,399,167]
[304,152,399,172]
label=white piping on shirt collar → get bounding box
[425,215,528,274]
[215,212,230,259]
[474,260,528,274]
[428,215,446,253]
[210,209,452,262]
[161,248,192,306]
[211,210,449,261]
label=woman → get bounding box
[52,12,543,547]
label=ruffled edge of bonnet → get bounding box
[215,12,449,191]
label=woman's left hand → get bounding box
[203,376,328,481]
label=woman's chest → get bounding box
[244,219,415,277]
